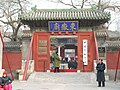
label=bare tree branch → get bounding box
[0,0,29,41]
[59,0,77,8]
[49,0,90,9]
[17,0,23,13]
[71,0,76,8]
[3,35,12,40]
[0,14,4,18]
[81,0,89,8]
[0,20,10,24]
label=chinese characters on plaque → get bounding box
[38,40,47,46]
[83,40,88,65]
[38,47,47,54]
[38,40,47,54]
[49,21,78,32]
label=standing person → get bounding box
[53,51,60,73]
[68,60,72,69]
[0,77,3,89]
[96,59,105,87]
[2,71,12,90]
[73,59,78,69]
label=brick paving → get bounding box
[12,72,120,90]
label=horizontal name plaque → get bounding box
[49,21,78,32]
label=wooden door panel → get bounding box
[36,61,45,72]
[35,60,49,72]
[77,32,93,72]
[33,32,50,72]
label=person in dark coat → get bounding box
[73,60,78,69]
[0,77,3,89]
[2,71,12,90]
[68,60,72,69]
[68,59,78,69]
[96,59,105,87]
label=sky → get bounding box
[29,0,99,9]
[30,0,75,9]
[0,0,119,31]
[29,0,120,31]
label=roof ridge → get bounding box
[19,9,111,21]
[31,8,106,12]
[23,8,108,14]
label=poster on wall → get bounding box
[65,49,75,58]
[83,40,88,65]
[98,47,105,57]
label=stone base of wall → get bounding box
[16,60,34,80]
[22,60,34,72]
[18,70,32,80]
[107,70,120,80]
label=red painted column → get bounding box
[23,33,34,80]
[114,49,120,81]
[23,32,34,80]
[0,32,3,69]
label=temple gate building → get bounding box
[2,9,120,80]
[19,9,111,72]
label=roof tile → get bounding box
[19,9,110,21]
[106,41,120,47]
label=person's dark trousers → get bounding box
[54,67,60,73]
[56,67,60,72]
[54,67,57,73]
[98,82,101,87]
[98,81,105,87]
[102,81,105,87]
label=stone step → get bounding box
[28,72,97,84]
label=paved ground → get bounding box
[12,72,120,90]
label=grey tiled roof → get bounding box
[22,30,32,38]
[19,9,110,21]
[4,42,21,48]
[107,31,120,38]
[96,31,108,37]
[106,41,120,47]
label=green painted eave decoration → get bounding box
[19,9,111,21]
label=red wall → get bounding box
[77,32,96,72]
[106,52,120,70]
[2,52,22,71]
